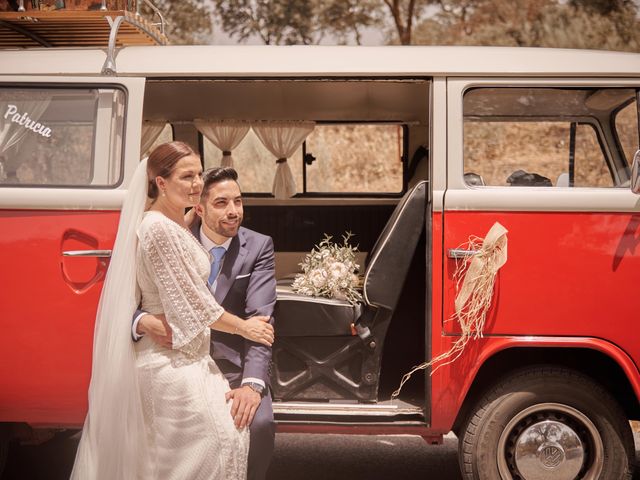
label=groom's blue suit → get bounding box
[192,219,277,480]
[135,219,276,480]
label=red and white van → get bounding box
[1,45,639,479]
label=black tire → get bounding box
[0,425,8,478]
[459,366,635,480]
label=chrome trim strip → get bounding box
[447,248,479,259]
[63,250,112,258]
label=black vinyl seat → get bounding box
[275,282,362,336]
[271,181,427,402]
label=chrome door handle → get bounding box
[63,250,112,258]
[447,248,479,259]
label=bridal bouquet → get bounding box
[292,232,363,305]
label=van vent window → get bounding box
[614,99,639,167]
[0,87,125,188]
[463,87,634,188]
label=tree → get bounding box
[213,0,312,45]
[141,0,213,45]
[213,0,381,45]
[213,0,433,45]
[382,0,425,45]
[412,0,640,52]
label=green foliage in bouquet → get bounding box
[292,232,363,306]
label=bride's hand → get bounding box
[239,316,274,346]
[184,207,197,227]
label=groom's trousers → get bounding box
[217,359,276,480]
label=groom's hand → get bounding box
[138,314,172,348]
[226,386,260,428]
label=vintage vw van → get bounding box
[0,45,639,480]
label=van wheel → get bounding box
[459,366,634,480]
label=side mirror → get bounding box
[632,150,640,194]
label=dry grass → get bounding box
[465,121,612,187]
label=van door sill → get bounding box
[273,399,423,418]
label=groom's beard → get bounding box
[213,214,242,238]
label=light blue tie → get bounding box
[208,246,226,287]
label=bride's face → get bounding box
[158,154,204,208]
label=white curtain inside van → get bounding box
[253,121,315,199]
[140,121,167,156]
[194,120,251,168]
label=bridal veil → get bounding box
[71,158,150,479]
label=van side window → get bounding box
[305,124,403,194]
[203,123,404,195]
[463,87,633,188]
[0,87,125,187]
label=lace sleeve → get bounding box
[139,219,224,350]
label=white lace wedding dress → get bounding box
[134,210,249,479]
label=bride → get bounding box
[71,141,274,479]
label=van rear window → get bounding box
[0,87,125,187]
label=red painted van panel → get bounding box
[429,210,640,430]
[442,211,639,357]
[0,210,119,425]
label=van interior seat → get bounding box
[506,169,552,186]
[464,172,485,186]
[271,181,427,402]
[275,282,362,336]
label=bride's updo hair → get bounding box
[147,141,197,199]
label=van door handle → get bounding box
[63,249,112,258]
[447,248,479,259]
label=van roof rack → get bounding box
[0,2,168,49]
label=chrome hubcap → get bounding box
[497,403,604,480]
[514,419,583,480]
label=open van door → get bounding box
[442,78,640,478]
[0,75,145,427]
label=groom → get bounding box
[134,167,277,480]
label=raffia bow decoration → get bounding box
[391,222,508,399]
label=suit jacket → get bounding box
[190,219,276,386]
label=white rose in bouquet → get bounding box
[292,232,363,305]
[309,269,327,288]
[328,261,348,280]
